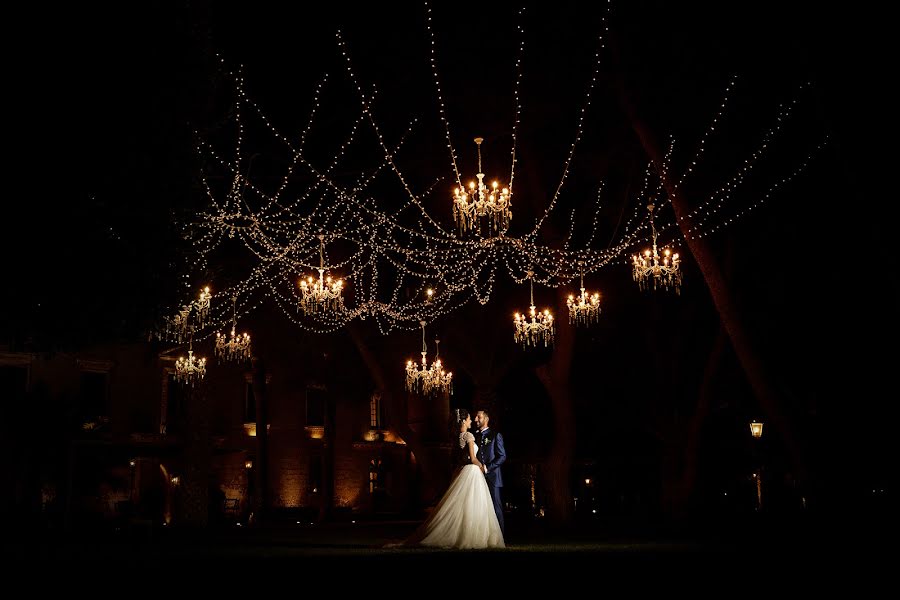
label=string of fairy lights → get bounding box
[526,10,609,243]
[164,4,823,386]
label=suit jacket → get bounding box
[475,428,506,488]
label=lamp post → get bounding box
[245,455,255,525]
[750,421,763,511]
[129,459,136,503]
[750,421,763,439]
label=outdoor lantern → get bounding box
[750,421,764,439]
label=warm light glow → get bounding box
[750,421,764,439]
[175,348,206,385]
[195,286,212,327]
[567,266,602,326]
[514,272,554,347]
[632,203,683,294]
[298,234,345,316]
[453,138,512,236]
[243,423,270,437]
[164,17,803,350]
[245,460,253,469]
[405,322,453,395]
[215,315,252,364]
[216,296,250,361]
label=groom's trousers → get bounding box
[488,484,504,535]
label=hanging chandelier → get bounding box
[195,286,212,327]
[567,263,601,325]
[632,202,682,294]
[215,297,252,363]
[299,234,345,315]
[514,271,554,347]
[175,335,207,385]
[164,303,193,343]
[452,137,512,236]
[405,321,453,395]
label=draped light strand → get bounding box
[526,6,609,240]
[424,1,463,188]
[509,5,527,194]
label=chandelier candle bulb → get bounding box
[632,203,683,294]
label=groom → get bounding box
[474,409,506,536]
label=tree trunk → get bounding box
[668,325,728,519]
[535,295,577,525]
[612,69,811,495]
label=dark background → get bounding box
[4,1,895,523]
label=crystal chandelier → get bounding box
[299,234,345,315]
[514,271,554,347]
[175,336,207,386]
[452,137,512,236]
[165,303,193,343]
[632,202,682,293]
[195,286,212,327]
[567,263,601,325]
[215,297,252,363]
[405,321,453,395]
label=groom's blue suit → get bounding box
[475,427,506,535]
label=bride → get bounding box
[402,409,505,549]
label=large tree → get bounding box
[611,49,812,499]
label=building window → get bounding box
[244,382,256,424]
[306,385,326,427]
[369,459,384,493]
[79,371,108,421]
[369,392,382,429]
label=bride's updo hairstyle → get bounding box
[453,408,470,426]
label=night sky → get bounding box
[4,2,896,519]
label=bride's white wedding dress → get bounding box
[404,431,505,549]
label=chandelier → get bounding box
[567,263,601,325]
[299,234,345,315]
[195,286,212,327]
[216,297,252,363]
[514,271,554,347]
[175,336,207,386]
[405,321,453,395]
[165,303,193,343]
[632,202,682,293]
[452,137,512,236]
[163,285,210,343]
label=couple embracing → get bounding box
[403,408,506,549]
